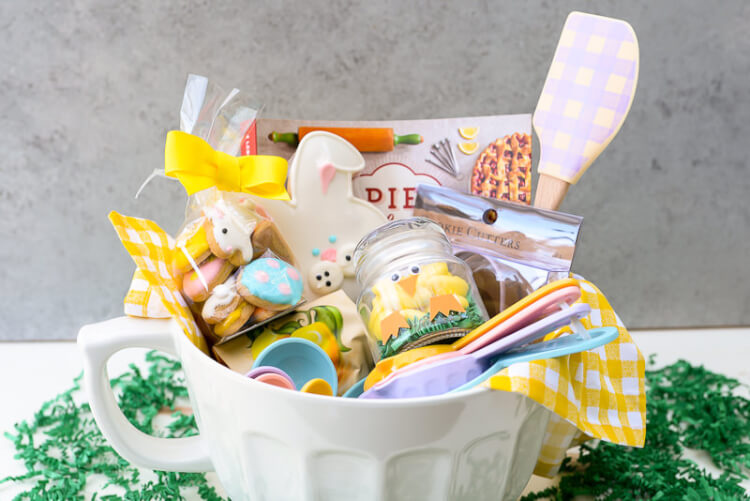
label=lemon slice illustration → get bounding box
[458,127,479,140]
[458,142,479,155]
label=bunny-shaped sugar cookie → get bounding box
[251,132,386,300]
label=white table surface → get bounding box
[1,328,748,499]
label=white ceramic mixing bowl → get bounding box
[78,317,550,501]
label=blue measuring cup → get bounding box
[252,337,338,395]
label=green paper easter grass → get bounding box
[0,352,226,501]
[3,352,749,500]
[523,357,750,500]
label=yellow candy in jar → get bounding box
[354,218,489,359]
[372,277,420,311]
[422,274,469,298]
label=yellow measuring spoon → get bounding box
[364,344,454,390]
[300,378,334,396]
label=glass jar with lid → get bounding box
[354,217,488,360]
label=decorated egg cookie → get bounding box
[250,306,277,323]
[237,258,303,311]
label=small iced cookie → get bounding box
[182,256,235,303]
[213,301,255,338]
[202,277,241,323]
[308,260,344,296]
[173,219,212,275]
[237,258,303,311]
[204,201,256,267]
[251,219,296,265]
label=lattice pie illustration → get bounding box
[470,132,532,204]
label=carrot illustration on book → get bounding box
[268,126,422,152]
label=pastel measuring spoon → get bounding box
[255,373,296,390]
[363,344,455,391]
[300,378,334,396]
[450,326,619,393]
[252,337,338,395]
[368,286,582,391]
[360,303,590,399]
[533,12,639,210]
[245,366,296,391]
[365,279,581,390]
[452,278,579,350]
[342,377,367,398]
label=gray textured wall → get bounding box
[1,0,748,340]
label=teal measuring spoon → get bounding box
[449,326,619,393]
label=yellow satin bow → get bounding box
[164,130,291,199]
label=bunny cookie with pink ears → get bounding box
[204,199,257,267]
[249,132,386,300]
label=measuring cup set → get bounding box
[249,277,618,398]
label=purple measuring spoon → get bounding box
[360,303,590,399]
[246,366,296,390]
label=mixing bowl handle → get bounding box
[78,316,213,472]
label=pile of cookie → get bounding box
[173,195,303,343]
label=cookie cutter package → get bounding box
[414,184,583,317]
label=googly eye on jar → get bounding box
[353,217,488,360]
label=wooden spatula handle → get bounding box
[533,174,570,211]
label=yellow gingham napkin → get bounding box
[124,267,172,319]
[109,211,208,354]
[485,275,646,476]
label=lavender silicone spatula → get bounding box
[533,11,639,210]
[359,303,590,399]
